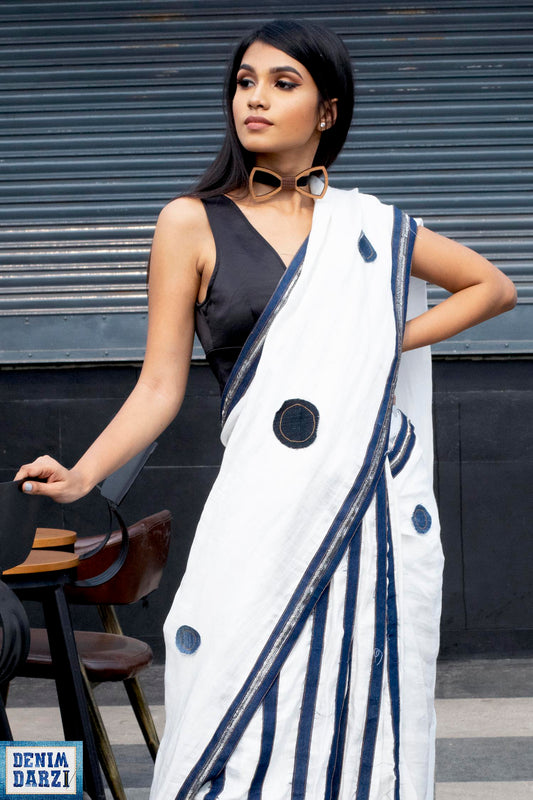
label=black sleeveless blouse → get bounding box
[195,195,287,392]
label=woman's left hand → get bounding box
[14,455,91,504]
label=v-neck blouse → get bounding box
[195,194,294,392]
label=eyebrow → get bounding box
[238,63,303,79]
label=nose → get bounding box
[247,82,269,110]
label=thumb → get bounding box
[21,478,47,495]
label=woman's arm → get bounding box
[15,198,208,503]
[403,226,517,352]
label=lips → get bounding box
[244,115,273,129]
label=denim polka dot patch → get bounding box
[273,399,319,449]
[176,625,201,654]
[358,232,377,263]
[411,504,432,534]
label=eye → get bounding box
[276,79,298,90]
[236,76,254,89]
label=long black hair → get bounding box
[188,19,355,198]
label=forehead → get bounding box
[238,40,312,80]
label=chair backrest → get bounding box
[65,509,171,606]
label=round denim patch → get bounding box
[411,504,432,534]
[273,399,319,449]
[175,625,201,654]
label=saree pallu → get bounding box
[150,187,444,800]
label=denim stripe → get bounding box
[390,423,415,477]
[292,584,331,799]
[248,675,279,800]
[389,415,416,478]
[356,474,388,800]
[324,532,362,800]
[386,499,401,799]
[391,207,418,346]
[203,767,226,800]
[388,411,408,465]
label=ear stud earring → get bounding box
[320,121,326,129]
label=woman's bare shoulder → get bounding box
[157,195,209,237]
[151,196,214,284]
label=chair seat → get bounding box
[33,528,77,549]
[22,629,153,682]
[2,550,79,576]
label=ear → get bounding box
[318,98,338,131]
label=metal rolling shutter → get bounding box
[1,0,531,362]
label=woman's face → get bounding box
[232,41,324,168]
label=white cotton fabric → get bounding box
[150,187,444,800]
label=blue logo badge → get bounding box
[0,741,83,798]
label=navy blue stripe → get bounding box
[391,209,418,342]
[324,532,362,800]
[221,239,308,424]
[390,423,416,477]
[225,345,263,420]
[387,411,408,465]
[386,498,401,799]
[204,767,226,800]
[356,474,388,800]
[328,658,352,800]
[292,584,330,799]
[248,675,279,800]
[176,209,415,800]
[391,206,403,321]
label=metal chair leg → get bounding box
[79,664,127,800]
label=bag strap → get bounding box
[72,442,157,589]
[72,501,130,589]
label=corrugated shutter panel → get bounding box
[1,0,531,362]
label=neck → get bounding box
[254,154,316,177]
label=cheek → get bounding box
[232,91,245,120]
[294,93,320,124]
[288,99,319,135]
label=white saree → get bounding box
[150,186,444,800]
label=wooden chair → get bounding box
[20,509,172,800]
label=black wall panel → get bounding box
[1,361,532,657]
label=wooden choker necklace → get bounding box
[248,165,328,202]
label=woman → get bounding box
[17,20,515,800]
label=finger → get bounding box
[14,464,41,481]
[15,456,61,482]
[21,478,64,499]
